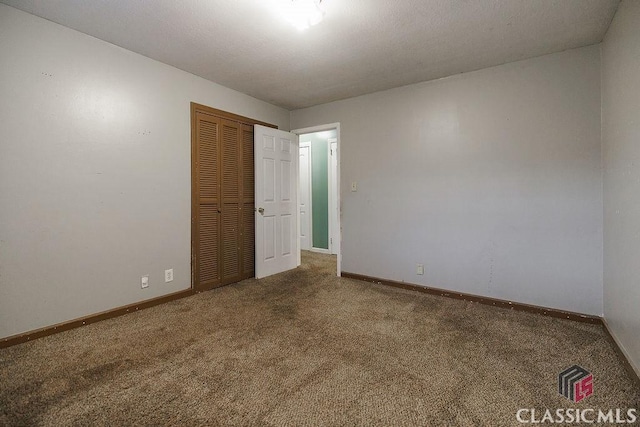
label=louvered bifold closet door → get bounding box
[220,119,243,285]
[241,124,255,279]
[196,112,222,289]
[193,104,258,291]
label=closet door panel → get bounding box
[198,204,220,284]
[195,113,222,288]
[222,120,240,200]
[221,203,241,283]
[241,124,255,278]
[242,202,255,276]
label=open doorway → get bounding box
[292,123,341,277]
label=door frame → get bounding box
[298,135,329,255]
[298,141,313,251]
[291,123,341,277]
[328,137,338,255]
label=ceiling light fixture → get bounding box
[280,0,325,31]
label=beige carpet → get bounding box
[1,251,638,426]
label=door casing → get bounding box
[299,141,312,251]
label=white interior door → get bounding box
[299,142,312,250]
[255,125,299,279]
[329,139,339,255]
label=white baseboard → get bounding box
[310,247,330,254]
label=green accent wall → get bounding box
[302,130,336,250]
[311,137,328,249]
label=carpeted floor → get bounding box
[1,251,638,426]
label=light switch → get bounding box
[351,181,358,192]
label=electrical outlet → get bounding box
[416,264,424,275]
[165,269,174,283]
[141,275,149,289]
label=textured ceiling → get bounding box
[0,0,620,110]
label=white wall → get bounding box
[292,45,603,315]
[602,0,640,375]
[0,4,289,339]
